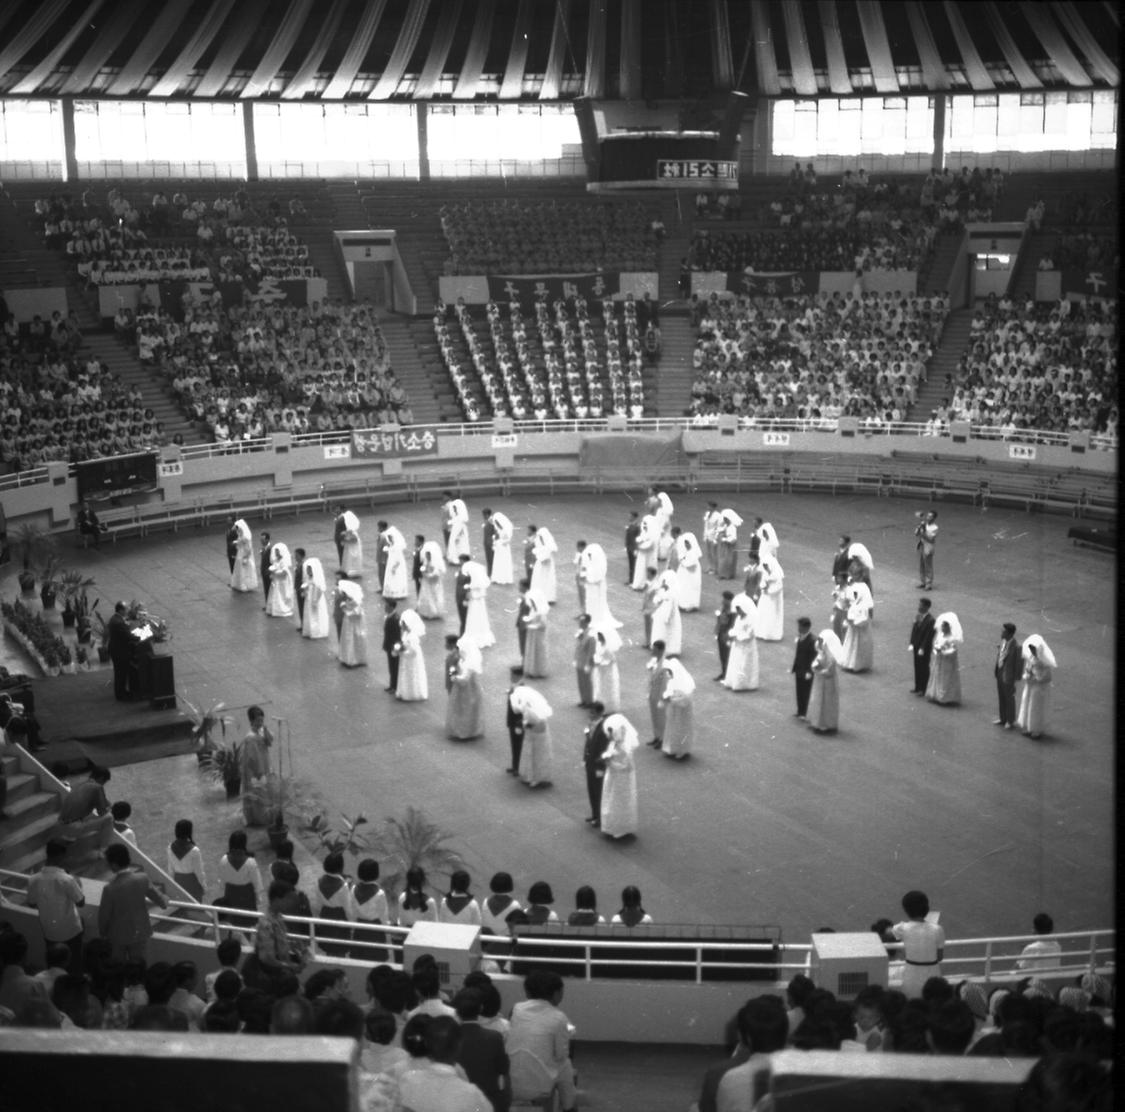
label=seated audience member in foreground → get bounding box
[715,995,790,1112]
[1017,912,1063,971]
[453,987,510,1112]
[399,1014,491,1112]
[507,969,579,1111]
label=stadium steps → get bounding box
[1007,230,1057,303]
[651,314,696,417]
[324,184,368,229]
[993,170,1115,223]
[917,228,964,295]
[405,318,465,423]
[80,332,202,445]
[378,315,443,425]
[296,226,351,302]
[908,307,973,421]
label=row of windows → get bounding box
[772,91,1118,158]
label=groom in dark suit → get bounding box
[382,598,401,694]
[994,622,1021,728]
[791,617,817,718]
[909,597,936,694]
[583,702,610,827]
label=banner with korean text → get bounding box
[351,428,439,460]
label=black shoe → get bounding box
[505,767,518,775]
[585,817,598,825]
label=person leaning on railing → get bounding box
[245,879,307,993]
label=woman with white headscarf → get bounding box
[717,509,742,580]
[650,569,682,655]
[229,519,258,593]
[266,542,295,618]
[591,625,623,713]
[630,513,660,590]
[673,531,702,612]
[925,612,963,706]
[446,500,471,564]
[381,525,409,601]
[808,629,843,733]
[756,555,785,641]
[446,634,483,739]
[463,560,495,648]
[417,541,446,620]
[300,557,330,639]
[395,609,427,702]
[521,588,550,678]
[600,713,639,839]
[653,490,675,564]
[489,510,515,585]
[512,684,553,788]
[530,526,559,603]
[1016,634,1056,739]
[340,509,363,578]
[337,580,367,667]
[841,580,874,673]
[660,657,695,760]
[722,593,760,691]
[581,543,620,627]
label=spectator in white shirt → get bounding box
[508,969,579,1112]
[1017,912,1063,971]
[24,839,87,972]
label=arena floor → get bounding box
[21,489,1114,944]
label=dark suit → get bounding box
[506,684,525,772]
[831,548,850,581]
[411,546,423,596]
[333,513,347,567]
[293,558,306,625]
[457,1022,510,1112]
[791,632,817,717]
[455,568,471,634]
[583,714,609,825]
[994,636,1021,726]
[522,537,535,580]
[482,518,495,577]
[715,604,735,678]
[624,521,640,582]
[259,544,272,602]
[516,592,532,658]
[226,525,239,573]
[107,611,134,701]
[383,613,401,692]
[909,611,936,693]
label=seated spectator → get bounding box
[567,885,605,926]
[714,995,789,1112]
[453,987,510,1112]
[204,937,243,1001]
[399,1014,489,1111]
[927,998,976,1055]
[0,932,49,1016]
[408,962,456,1019]
[270,992,314,1035]
[507,970,579,1112]
[611,885,652,926]
[168,960,206,1030]
[1017,912,1063,971]
[362,1008,410,1076]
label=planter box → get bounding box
[2,619,50,677]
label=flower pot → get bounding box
[18,572,36,596]
[267,824,289,852]
[77,627,92,645]
[61,609,77,629]
[224,776,242,799]
[97,646,111,664]
[40,588,57,610]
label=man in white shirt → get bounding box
[507,970,579,1111]
[716,995,790,1112]
[25,839,86,972]
[1017,912,1063,971]
[398,1015,491,1112]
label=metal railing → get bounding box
[0,868,1110,986]
[0,416,1114,493]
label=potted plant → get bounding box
[302,811,372,862]
[37,554,65,610]
[248,772,314,851]
[92,609,112,663]
[180,693,234,765]
[58,570,96,630]
[367,806,465,898]
[201,738,244,799]
[14,523,52,596]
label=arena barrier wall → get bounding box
[0,422,1114,538]
[438,271,659,305]
[3,286,69,323]
[691,269,918,298]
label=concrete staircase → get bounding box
[81,332,200,445]
[379,315,444,425]
[917,228,964,295]
[298,226,351,302]
[652,314,697,417]
[908,307,973,420]
[1007,230,1056,303]
[404,317,466,423]
[0,750,68,876]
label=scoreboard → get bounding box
[593,131,739,190]
[76,451,159,501]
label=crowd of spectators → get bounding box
[35,188,319,287]
[0,302,164,473]
[440,198,660,274]
[110,294,412,443]
[434,293,659,422]
[948,294,1117,437]
[685,289,948,429]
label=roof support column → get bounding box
[60,96,78,183]
[243,101,258,181]
[417,103,429,181]
[931,94,945,172]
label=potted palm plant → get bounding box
[37,553,65,610]
[250,772,317,852]
[180,693,234,764]
[14,523,51,596]
[59,570,96,630]
[201,738,244,799]
[368,806,465,898]
[92,609,112,663]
